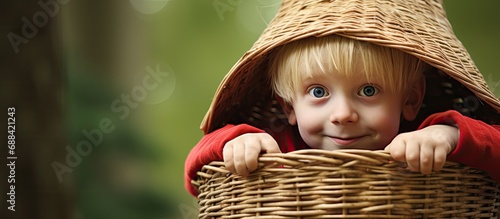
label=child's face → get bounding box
[286,70,406,151]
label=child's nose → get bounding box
[329,100,358,125]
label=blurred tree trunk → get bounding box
[0,1,73,219]
[62,1,153,219]
[63,0,149,87]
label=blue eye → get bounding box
[309,87,328,98]
[359,85,378,97]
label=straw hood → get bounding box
[201,0,500,133]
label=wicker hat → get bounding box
[201,0,500,134]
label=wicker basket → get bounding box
[194,149,500,218]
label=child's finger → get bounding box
[419,144,434,174]
[223,143,236,174]
[384,144,391,152]
[386,138,407,162]
[233,142,258,176]
[405,141,421,172]
[260,134,281,154]
[232,142,249,176]
[433,146,448,171]
[245,142,261,172]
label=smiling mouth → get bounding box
[329,136,364,146]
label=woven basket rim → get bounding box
[197,149,467,175]
[195,149,500,218]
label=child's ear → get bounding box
[402,75,426,121]
[276,96,297,125]
[283,103,297,125]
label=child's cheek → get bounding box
[376,116,401,147]
[296,110,326,133]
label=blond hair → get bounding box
[269,35,430,104]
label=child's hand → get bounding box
[223,133,281,176]
[384,124,459,174]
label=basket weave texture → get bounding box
[194,149,500,218]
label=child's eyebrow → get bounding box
[299,72,330,84]
[294,77,323,92]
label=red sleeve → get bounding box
[418,110,500,183]
[184,124,266,197]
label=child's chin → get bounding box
[315,142,381,151]
[312,144,342,151]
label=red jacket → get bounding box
[184,110,500,197]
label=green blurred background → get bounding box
[1,0,499,219]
